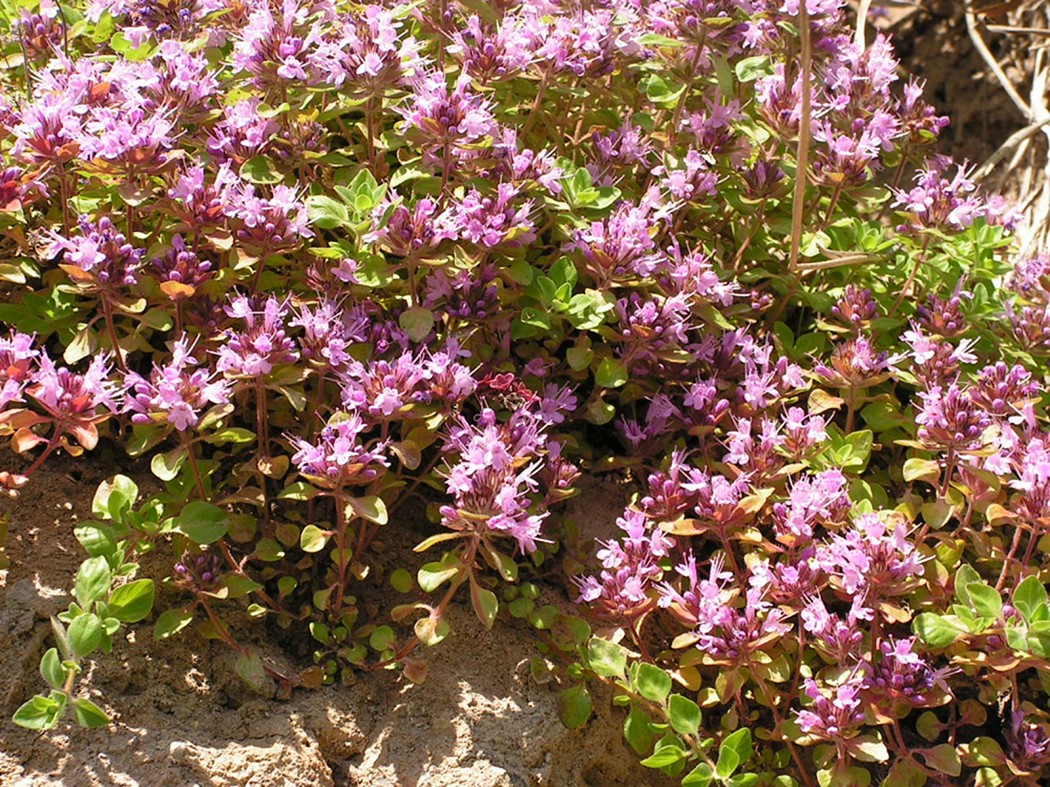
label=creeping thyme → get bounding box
[4,3,1050,784]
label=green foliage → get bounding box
[14,476,151,730]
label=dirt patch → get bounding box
[885,0,1027,166]
[0,460,668,787]
[881,1,1049,252]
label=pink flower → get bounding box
[125,337,231,431]
[289,414,390,489]
[216,295,299,378]
[796,677,866,742]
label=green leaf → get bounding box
[413,532,465,553]
[240,156,283,185]
[65,330,98,367]
[277,481,318,500]
[519,306,553,331]
[151,446,187,481]
[669,694,702,737]
[954,564,981,605]
[881,755,928,787]
[107,579,155,623]
[418,562,460,593]
[138,308,174,331]
[109,31,153,61]
[399,306,435,343]
[223,575,263,598]
[234,651,268,693]
[850,734,889,763]
[306,195,350,229]
[278,576,298,597]
[565,291,613,330]
[559,684,592,729]
[275,522,301,548]
[74,523,118,559]
[347,496,388,525]
[967,584,1003,620]
[175,501,229,545]
[526,274,557,305]
[640,744,686,769]
[644,73,686,105]
[717,728,752,779]
[487,548,518,582]
[967,737,1006,767]
[583,400,613,426]
[549,256,578,289]
[914,613,968,647]
[566,345,593,371]
[636,32,688,48]
[595,357,629,388]
[154,607,194,640]
[830,769,868,787]
[72,698,110,728]
[414,616,450,646]
[921,744,962,777]
[0,262,27,287]
[917,710,944,743]
[207,428,256,445]
[254,538,285,561]
[75,556,112,607]
[508,597,534,618]
[470,582,498,630]
[507,259,535,285]
[682,763,714,787]
[345,167,381,202]
[369,625,396,652]
[635,663,672,704]
[1013,576,1048,624]
[390,568,414,593]
[842,429,873,469]
[124,426,165,455]
[92,475,139,521]
[735,55,772,82]
[623,705,655,755]
[13,694,65,730]
[389,439,422,470]
[309,622,331,645]
[299,524,330,553]
[587,637,628,679]
[40,648,67,690]
[1028,627,1050,657]
[903,457,940,483]
[594,186,623,211]
[68,613,103,661]
[276,385,307,412]
[228,514,257,544]
[92,10,115,43]
[860,401,906,432]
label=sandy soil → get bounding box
[0,461,670,786]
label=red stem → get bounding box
[101,295,128,374]
[21,434,61,479]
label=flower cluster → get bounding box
[124,337,231,431]
[289,414,390,489]
[439,400,575,554]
